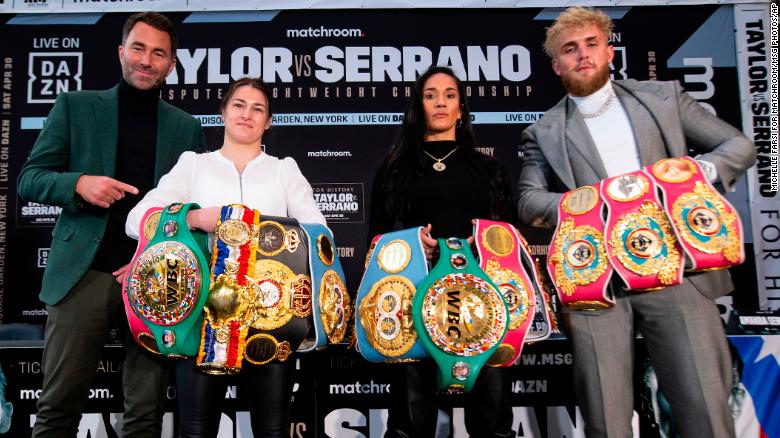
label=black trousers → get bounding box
[176,358,295,438]
[384,361,515,438]
[33,270,169,438]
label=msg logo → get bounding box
[28,52,82,103]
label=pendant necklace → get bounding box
[422,146,459,172]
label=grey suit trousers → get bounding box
[564,280,734,438]
[33,270,169,438]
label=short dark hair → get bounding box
[122,12,178,56]
[219,77,273,118]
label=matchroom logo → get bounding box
[28,52,82,103]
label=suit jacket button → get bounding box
[94,238,101,244]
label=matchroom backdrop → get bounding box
[0,2,777,437]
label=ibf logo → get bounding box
[38,248,50,268]
[28,52,82,103]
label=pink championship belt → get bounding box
[475,219,536,367]
[123,207,163,354]
[648,157,744,271]
[547,185,614,310]
[601,170,684,291]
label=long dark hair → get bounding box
[377,65,513,222]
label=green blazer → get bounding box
[17,85,207,305]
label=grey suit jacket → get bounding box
[517,79,756,299]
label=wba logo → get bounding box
[28,52,82,103]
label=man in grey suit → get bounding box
[18,12,206,437]
[517,7,755,438]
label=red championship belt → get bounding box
[602,170,684,291]
[648,157,745,271]
[547,185,614,310]
[474,219,536,367]
[123,207,163,354]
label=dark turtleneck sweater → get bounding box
[368,140,509,240]
[91,79,158,272]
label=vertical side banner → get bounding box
[735,4,780,309]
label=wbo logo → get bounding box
[27,52,82,103]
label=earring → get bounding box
[457,119,462,128]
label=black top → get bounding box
[368,140,514,241]
[91,79,159,272]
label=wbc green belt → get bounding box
[126,202,211,358]
[412,238,509,393]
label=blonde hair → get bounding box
[543,7,614,58]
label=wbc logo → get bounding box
[27,52,82,103]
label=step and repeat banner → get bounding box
[0,337,776,437]
[0,4,778,437]
[0,5,772,325]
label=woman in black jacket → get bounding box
[368,65,516,438]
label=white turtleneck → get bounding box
[570,81,642,177]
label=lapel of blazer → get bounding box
[613,80,680,163]
[154,101,180,183]
[563,98,609,181]
[536,98,576,190]
[93,86,119,177]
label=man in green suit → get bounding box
[17,12,206,437]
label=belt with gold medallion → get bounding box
[126,202,211,358]
[474,219,537,367]
[196,204,259,374]
[601,171,684,291]
[547,185,614,310]
[355,227,430,363]
[298,223,351,352]
[648,157,744,271]
[124,207,163,355]
[413,238,509,393]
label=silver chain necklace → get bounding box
[580,90,615,119]
[422,146,459,172]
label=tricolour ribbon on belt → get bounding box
[601,171,684,291]
[354,227,430,362]
[298,223,352,352]
[647,157,744,271]
[547,185,614,309]
[123,207,163,354]
[197,204,259,374]
[474,219,537,366]
[126,202,211,358]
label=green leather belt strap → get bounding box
[412,237,509,392]
[127,202,211,358]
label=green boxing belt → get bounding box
[412,237,509,393]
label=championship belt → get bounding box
[601,171,684,291]
[126,202,211,358]
[413,238,509,392]
[298,223,352,352]
[648,157,744,271]
[474,220,536,367]
[197,204,260,374]
[355,227,430,363]
[547,186,614,310]
[123,207,163,354]
[243,216,312,365]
